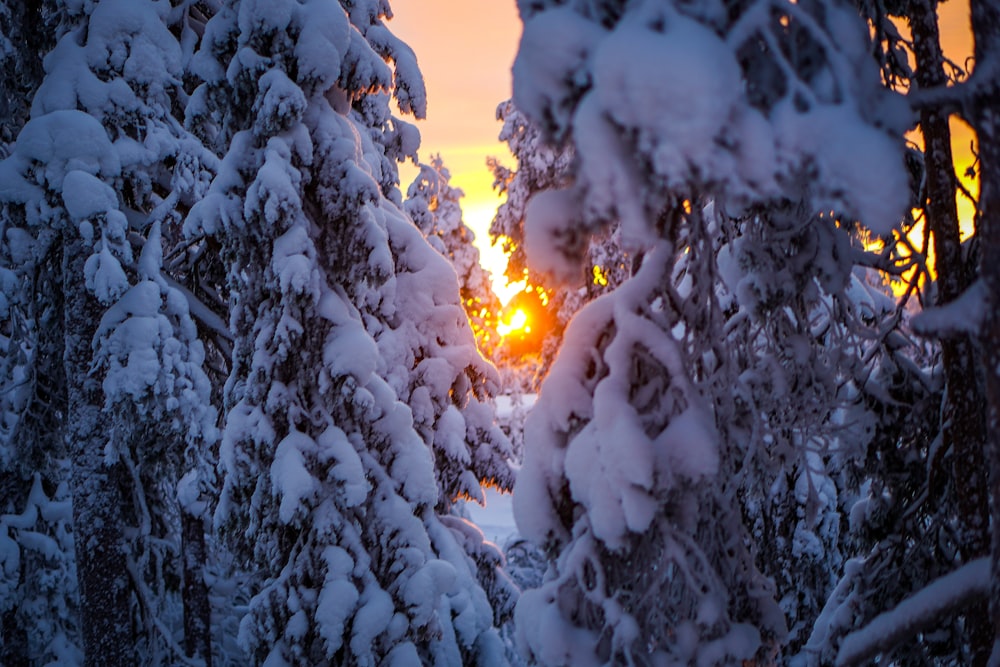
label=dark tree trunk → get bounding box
[0,0,52,144]
[909,2,992,661]
[969,0,1000,658]
[63,237,134,667]
[0,606,29,667]
[182,510,212,667]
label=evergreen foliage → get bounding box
[185,1,514,664]
[406,155,504,360]
[502,0,1000,665]
[1,1,515,665]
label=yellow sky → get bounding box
[388,1,523,302]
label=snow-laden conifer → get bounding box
[188,1,514,663]
[0,101,134,665]
[1,1,221,664]
[405,156,504,360]
[0,7,80,664]
[489,100,628,390]
[508,0,910,663]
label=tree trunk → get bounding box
[0,606,28,667]
[63,237,134,667]
[0,0,51,144]
[910,3,992,662]
[182,510,212,667]
[969,0,1000,659]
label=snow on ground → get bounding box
[464,487,518,548]
[463,393,537,548]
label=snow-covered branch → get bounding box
[911,279,987,339]
[908,54,1000,117]
[907,82,969,116]
[836,558,991,667]
[163,274,232,345]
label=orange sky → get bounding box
[905,0,978,240]
[389,1,523,302]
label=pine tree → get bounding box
[187,1,514,663]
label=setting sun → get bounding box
[497,308,530,337]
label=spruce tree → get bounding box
[187,1,514,663]
[405,155,504,360]
[1,1,221,663]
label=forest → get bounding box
[1,0,999,665]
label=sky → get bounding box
[388,1,523,302]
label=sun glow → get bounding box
[497,308,530,337]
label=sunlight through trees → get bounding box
[1,1,999,666]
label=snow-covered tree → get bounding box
[969,1,1000,655]
[0,101,135,666]
[489,100,630,392]
[723,212,893,657]
[187,1,515,663]
[392,162,514,509]
[0,1,74,146]
[6,0,997,663]
[0,7,77,665]
[1,2,222,664]
[500,0,1000,662]
[489,100,572,296]
[406,155,504,359]
[794,2,1000,663]
[508,0,912,663]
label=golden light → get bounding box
[497,308,529,337]
[495,278,528,306]
[593,265,609,287]
[875,2,978,296]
